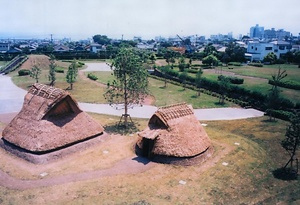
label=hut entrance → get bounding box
[142,138,154,158]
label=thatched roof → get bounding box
[2,83,104,152]
[137,103,211,158]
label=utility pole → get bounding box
[50,34,53,43]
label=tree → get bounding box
[66,60,78,90]
[149,53,156,64]
[224,42,246,63]
[195,68,203,96]
[93,35,111,45]
[266,67,287,121]
[203,43,217,57]
[30,65,41,83]
[218,76,230,104]
[178,56,186,72]
[281,113,300,174]
[264,52,277,64]
[202,54,219,67]
[160,66,169,88]
[104,47,148,127]
[48,55,56,86]
[179,69,188,90]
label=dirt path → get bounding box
[0,140,233,190]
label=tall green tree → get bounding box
[30,65,41,83]
[104,47,148,127]
[281,113,300,174]
[178,56,186,72]
[202,54,219,67]
[218,76,230,104]
[93,35,111,45]
[264,52,277,64]
[48,55,56,86]
[266,67,287,121]
[179,69,188,90]
[66,60,78,90]
[195,68,203,96]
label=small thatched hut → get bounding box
[2,83,104,155]
[136,103,213,165]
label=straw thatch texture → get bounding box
[137,103,211,158]
[2,83,104,153]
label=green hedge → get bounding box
[268,80,300,90]
[265,109,294,121]
[55,67,64,73]
[18,69,31,76]
[218,75,244,84]
[228,62,242,66]
[248,63,263,67]
[87,73,98,81]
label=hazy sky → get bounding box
[1,0,299,40]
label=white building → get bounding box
[245,40,292,62]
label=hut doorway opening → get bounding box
[142,138,154,158]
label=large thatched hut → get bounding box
[136,103,213,165]
[1,83,104,162]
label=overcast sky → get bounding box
[0,0,299,40]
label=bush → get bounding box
[268,80,300,90]
[18,69,31,76]
[266,109,294,121]
[55,67,64,73]
[228,62,242,66]
[248,62,263,67]
[218,75,244,84]
[87,73,98,81]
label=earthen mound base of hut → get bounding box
[0,132,109,164]
[135,145,214,166]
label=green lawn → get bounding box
[91,70,237,109]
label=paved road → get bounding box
[0,65,264,120]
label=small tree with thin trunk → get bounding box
[30,65,41,83]
[66,60,78,90]
[104,47,148,127]
[195,68,203,96]
[281,113,300,175]
[179,69,188,90]
[218,76,230,104]
[48,55,56,86]
[266,67,287,121]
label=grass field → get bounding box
[0,115,299,204]
[88,71,237,108]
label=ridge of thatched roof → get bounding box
[2,83,104,152]
[29,83,65,100]
[137,103,212,158]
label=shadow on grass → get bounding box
[272,167,298,181]
[159,86,167,89]
[104,122,140,135]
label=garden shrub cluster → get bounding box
[265,109,295,121]
[268,80,300,90]
[218,75,244,84]
[87,73,98,81]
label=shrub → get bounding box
[268,80,300,90]
[55,67,65,73]
[266,109,294,121]
[248,62,263,67]
[87,73,98,81]
[228,62,242,66]
[218,75,244,84]
[18,69,31,76]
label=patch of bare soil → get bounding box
[20,55,50,70]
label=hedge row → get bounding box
[155,66,295,111]
[248,63,263,67]
[218,75,244,84]
[228,62,242,66]
[55,67,64,73]
[268,80,300,90]
[265,109,295,121]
